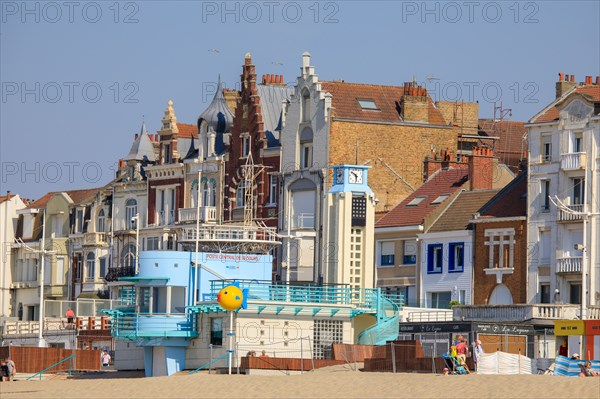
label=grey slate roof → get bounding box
[198,76,234,134]
[124,122,156,162]
[257,84,294,147]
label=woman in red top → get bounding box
[558,339,568,357]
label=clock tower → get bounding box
[323,165,376,290]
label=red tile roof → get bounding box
[26,188,103,209]
[177,123,198,139]
[534,85,600,123]
[478,171,527,219]
[478,119,527,172]
[428,190,499,232]
[321,81,447,125]
[376,168,468,228]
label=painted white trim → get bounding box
[375,225,423,233]
[470,216,526,224]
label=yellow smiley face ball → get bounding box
[217,285,244,311]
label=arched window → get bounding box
[122,244,136,270]
[202,181,210,207]
[236,181,246,208]
[97,209,105,233]
[210,182,216,207]
[190,181,199,208]
[488,284,513,305]
[299,127,313,169]
[125,199,137,229]
[86,252,95,281]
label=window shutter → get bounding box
[427,245,434,273]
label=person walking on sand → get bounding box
[472,340,484,371]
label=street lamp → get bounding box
[132,213,140,274]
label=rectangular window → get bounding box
[164,144,171,164]
[76,209,84,233]
[539,230,550,264]
[357,99,379,110]
[210,318,223,346]
[541,180,550,211]
[574,135,582,152]
[540,284,551,304]
[380,242,395,266]
[427,244,443,274]
[242,135,250,157]
[268,175,277,205]
[301,143,313,168]
[569,283,582,305]
[572,178,585,205]
[403,240,417,265]
[430,292,452,309]
[448,242,464,272]
[99,258,107,278]
[147,237,160,250]
[542,136,552,162]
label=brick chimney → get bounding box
[556,72,578,98]
[400,80,429,123]
[6,191,11,200]
[468,147,495,190]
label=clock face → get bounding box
[348,168,363,184]
[336,168,344,184]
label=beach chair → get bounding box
[442,353,468,375]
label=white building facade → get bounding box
[526,76,600,313]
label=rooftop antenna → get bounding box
[355,140,359,164]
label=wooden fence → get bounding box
[0,346,101,373]
[240,356,345,371]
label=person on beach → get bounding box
[259,350,269,358]
[472,340,484,371]
[558,339,568,357]
[456,338,470,373]
[5,358,15,381]
[101,351,111,367]
[0,360,8,382]
[66,308,75,328]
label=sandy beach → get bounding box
[1,368,599,399]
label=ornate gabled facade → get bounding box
[225,53,293,232]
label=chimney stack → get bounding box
[134,133,139,141]
[468,147,495,191]
[556,72,578,98]
[596,76,600,85]
[6,191,11,200]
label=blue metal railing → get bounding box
[103,310,198,340]
[26,353,76,380]
[207,280,403,311]
[357,288,403,345]
[187,353,230,375]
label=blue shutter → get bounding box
[449,243,456,272]
[427,244,434,273]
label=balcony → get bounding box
[560,152,586,171]
[178,207,216,224]
[558,204,585,222]
[453,304,581,322]
[556,256,582,274]
[104,266,136,282]
[83,232,109,246]
[292,213,315,229]
[179,224,280,253]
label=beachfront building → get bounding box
[277,52,483,284]
[67,186,112,300]
[471,171,528,305]
[0,192,26,318]
[526,73,600,313]
[225,54,293,229]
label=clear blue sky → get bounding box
[1,0,599,199]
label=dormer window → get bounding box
[357,99,379,110]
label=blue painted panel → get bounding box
[164,347,186,376]
[139,251,192,286]
[143,347,153,378]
